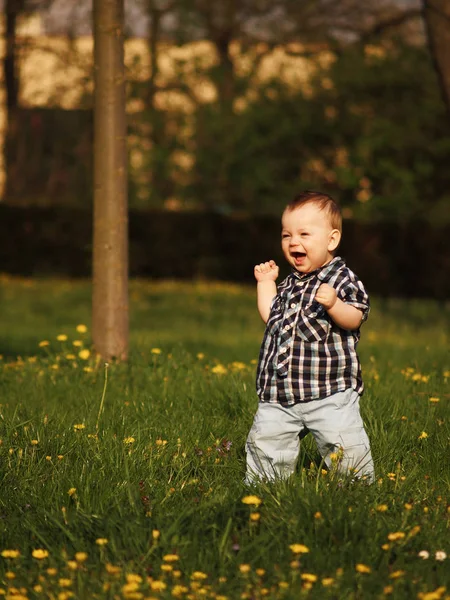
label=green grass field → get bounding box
[0,276,449,600]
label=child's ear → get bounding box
[328,229,341,252]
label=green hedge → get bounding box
[0,205,448,299]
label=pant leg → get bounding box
[304,389,374,482]
[245,402,305,483]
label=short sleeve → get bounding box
[339,276,370,323]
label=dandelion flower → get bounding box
[73,423,85,431]
[322,578,334,586]
[389,570,405,579]
[73,340,83,347]
[76,325,88,333]
[75,552,88,563]
[301,574,318,583]
[241,495,262,507]
[239,564,251,574]
[289,543,310,554]
[57,335,68,342]
[1,550,20,559]
[418,550,430,560]
[95,538,108,546]
[418,431,428,440]
[105,563,121,575]
[387,532,405,541]
[211,364,227,375]
[435,551,447,561]
[32,549,49,559]
[150,581,167,591]
[250,512,260,522]
[376,504,388,512]
[191,571,208,580]
[163,554,179,562]
[78,349,90,360]
[355,564,371,574]
[151,348,162,355]
[152,530,160,540]
[39,341,50,347]
[429,397,440,403]
[59,578,72,587]
[68,488,76,496]
[123,437,135,444]
[126,574,143,584]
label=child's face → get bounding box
[281,203,341,274]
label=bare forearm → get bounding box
[326,298,363,330]
[257,281,277,323]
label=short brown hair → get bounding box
[285,190,342,232]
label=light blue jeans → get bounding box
[246,389,374,483]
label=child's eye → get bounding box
[281,233,290,239]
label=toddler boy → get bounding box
[246,191,374,483]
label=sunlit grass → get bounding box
[0,276,449,599]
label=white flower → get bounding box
[435,551,447,561]
[418,550,430,560]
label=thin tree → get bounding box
[92,0,129,361]
[423,0,450,111]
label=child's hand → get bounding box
[254,260,279,282]
[315,283,337,310]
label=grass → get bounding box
[0,275,449,600]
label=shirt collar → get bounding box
[291,256,344,282]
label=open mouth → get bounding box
[291,252,306,265]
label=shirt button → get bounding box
[284,325,290,331]
[290,303,296,309]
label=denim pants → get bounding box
[246,388,374,483]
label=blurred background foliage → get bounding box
[3,0,449,223]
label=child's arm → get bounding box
[315,283,363,330]
[254,260,279,323]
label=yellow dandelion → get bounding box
[404,503,413,510]
[39,341,50,347]
[73,340,83,347]
[123,437,135,444]
[126,574,143,584]
[57,335,68,342]
[376,504,389,512]
[289,543,310,554]
[163,554,179,562]
[58,592,74,600]
[32,549,49,560]
[78,349,90,360]
[211,364,227,374]
[65,354,76,360]
[59,578,72,587]
[418,431,428,440]
[241,495,262,507]
[301,574,318,583]
[95,538,108,546]
[314,511,322,519]
[5,571,15,580]
[150,580,167,591]
[31,439,39,445]
[67,488,76,496]
[389,570,405,579]
[255,569,265,577]
[67,560,78,571]
[161,564,172,572]
[384,585,394,595]
[429,397,440,403]
[381,544,390,551]
[191,571,208,580]
[74,552,88,563]
[151,348,162,355]
[250,512,260,522]
[322,578,334,586]
[196,353,205,360]
[76,325,88,333]
[355,563,371,574]
[105,563,121,575]
[239,564,251,574]
[47,567,58,575]
[387,532,405,541]
[152,530,160,540]
[73,423,85,431]
[1,550,20,559]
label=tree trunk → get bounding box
[423,0,450,111]
[3,0,25,201]
[92,0,129,361]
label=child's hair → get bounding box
[285,190,342,232]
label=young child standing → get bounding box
[246,190,374,483]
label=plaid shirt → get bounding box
[256,257,370,404]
